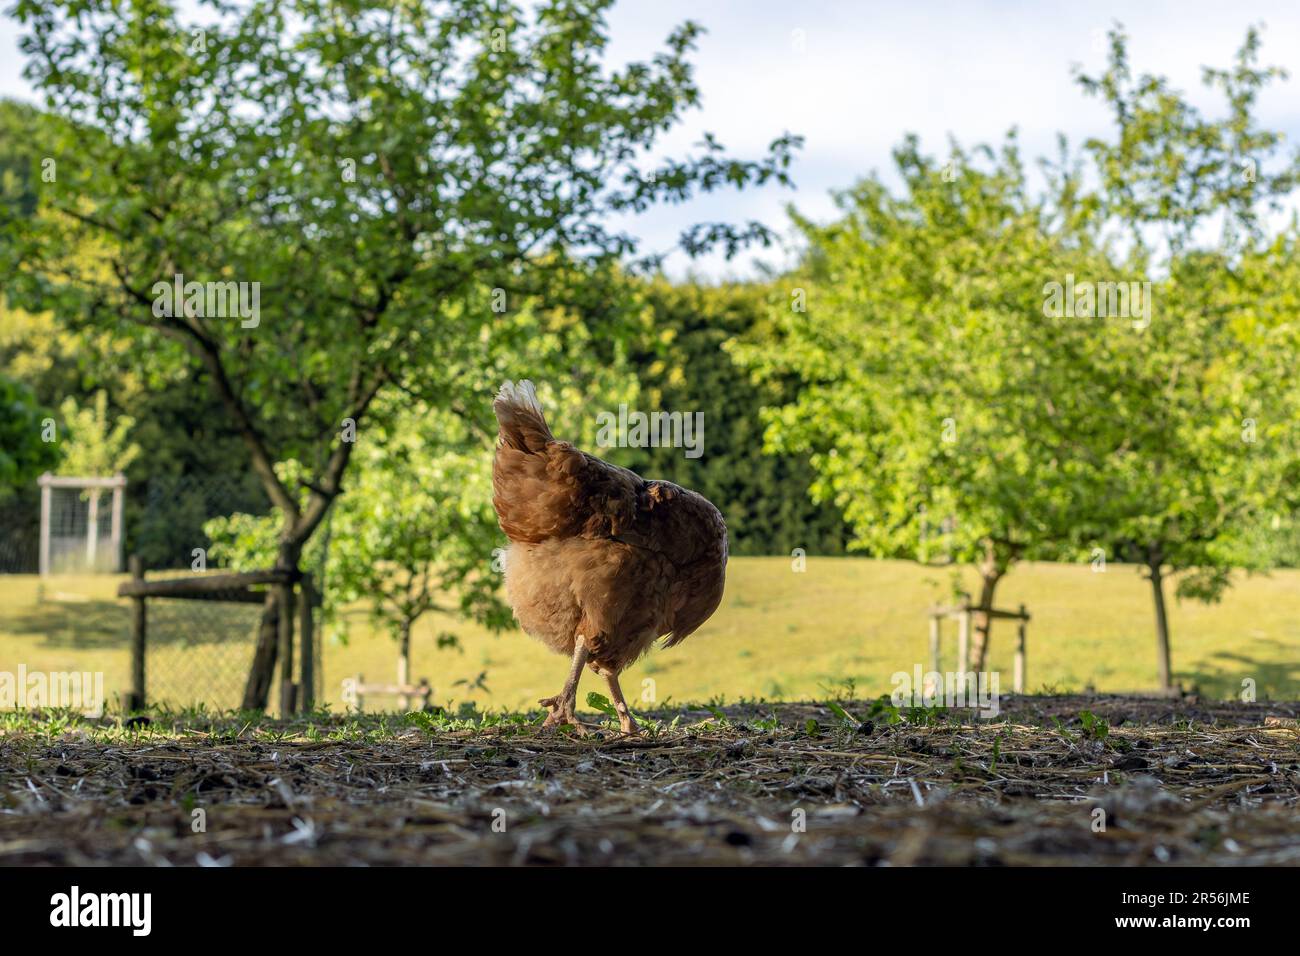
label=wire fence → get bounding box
[127,570,324,714]
[139,472,269,570]
[0,470,322,714]
[130,474,297,710]
[144,592,265,710]
[1,470,269,575]
[0,489,40,573]
[45,482,121,574]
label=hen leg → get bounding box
[604,672,640,736]
[539,638,590,735]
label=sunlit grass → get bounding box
[1,557,1297,714]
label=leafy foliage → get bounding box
[616,279,848,555]
[4,0,798,575]
[55,390,140,477]
[0,375,59,498]
[206,403,511,650]
[736,27,1300,684]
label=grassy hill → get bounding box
[2,557,1297,713]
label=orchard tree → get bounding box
[734,134,1111,670]
[739,27,1300,684]
[328,409,511,692]
[207,406,512,701]
[6,0,798,708]
[206,287,645,702]
[1066,241,1300,690]
[1066,28,1300,690]
[55,390,141,477]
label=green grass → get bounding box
[2,557,1298,712]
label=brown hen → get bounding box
[491,380,728,734]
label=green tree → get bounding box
[741,27,1300,689]
[735,134,1109,669]
[1065,27,1300,689]
[0,99,43,224]
[205,285,647,700]
[55,390,140,477]
[1,100,269,571]
[7,0,797,708]
[327,410,512,686]
[206,409,512,700]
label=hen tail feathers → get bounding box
[493,380,554,453]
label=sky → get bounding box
[3,1,1299,279]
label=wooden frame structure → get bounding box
[119,556,320,715]
[38,472,127,575]
[342,674,433,713]
[928,595,1030,692]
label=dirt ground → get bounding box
[1,695,1297,866]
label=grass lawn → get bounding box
[1,557,1297,712]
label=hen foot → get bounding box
[538,694,590,736]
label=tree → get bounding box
[741,26,1300,688]
[734,133,1110,669]
[1066,27,1300,690]
[205,281,648,701]
[328,410,512,690]
[7,0,798,708]
[55,390,140,477]
[0,99,42,223]
[2,99,271,571]
[205,408,512,699]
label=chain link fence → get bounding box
[139,472,269,570]
[0,489,39,573]
[3,470,326,713]
[124,569,323,715]
[128,474,294,710]
[142,592,265,710]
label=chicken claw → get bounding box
[615,714,642,736]
[603,675,643,736]
[538,694,590,736]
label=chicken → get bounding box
[491,380,728,735]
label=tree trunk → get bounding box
[241,591,280,710]
[967,541,1003,672]
[150,306,381,713]
[240,540,304,711]
[1147,554,1173,692]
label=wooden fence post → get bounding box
[299,575,315,712]
[1015,604,1028,694]
[278,582,296,717]
[85,490,99,568]
[956,603,970,677]
[38,473,51,577]
[129,555,146,710]
[109,476,126,572]
[928,613,940,677]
